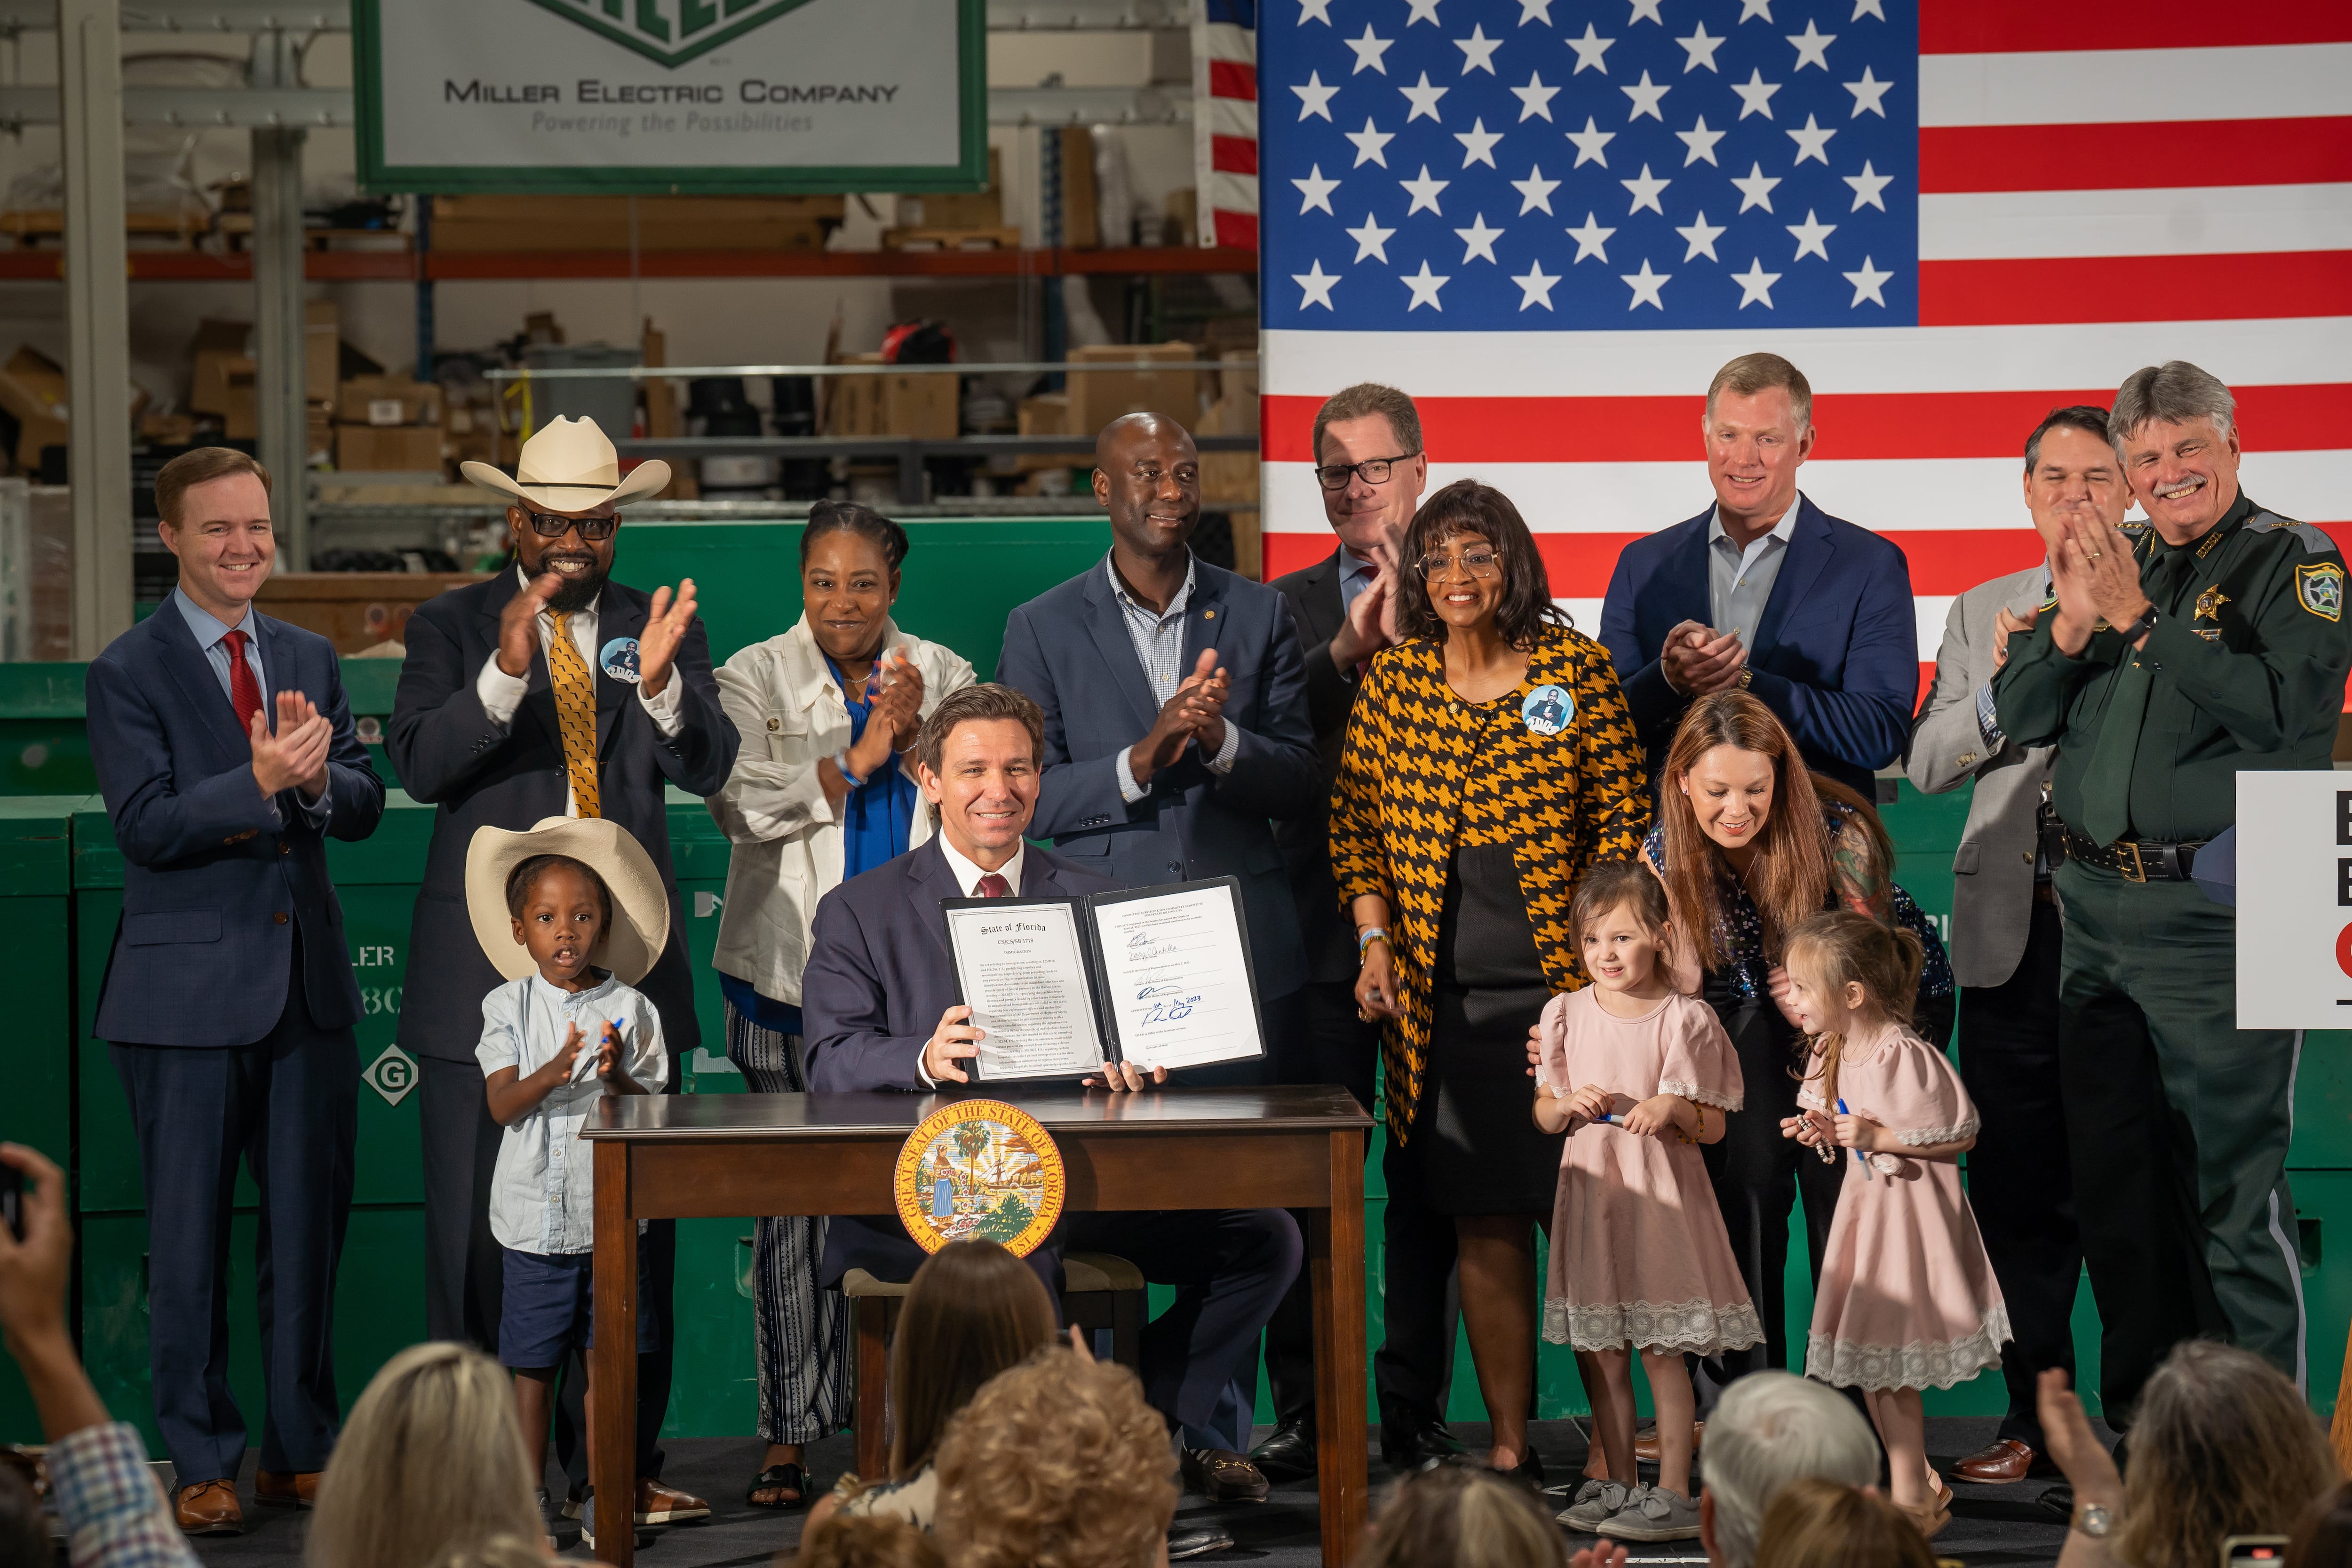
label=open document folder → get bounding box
[940,876,1268,1082]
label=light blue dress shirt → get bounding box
[1705,499,1804,649]
[1107,552,1242,803]
[172,585,331,826]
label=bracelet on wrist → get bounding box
[1357,926,1390,957]
[832,748,869,790]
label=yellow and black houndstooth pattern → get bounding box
[1329,623,1649,1142]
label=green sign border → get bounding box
[353,0,987,195]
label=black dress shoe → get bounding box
[1383,1418,1471,1470]
[1497,1448,1546,1493]
[2037,1482,2074,1519]
[1248,1418,1319,1482]
[1168,1524,1237,1560]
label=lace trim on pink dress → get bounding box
[1804,1303,2012,1392]
[1543,1297,1766,1355]
[1657,1078,1743,1112]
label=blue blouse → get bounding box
[1643,802,1955,1006]
[720,654,923,1041]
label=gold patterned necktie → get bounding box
[546,611,603,819]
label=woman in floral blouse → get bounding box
[1642,689,1954,1404]
[1331,479,1649,1484]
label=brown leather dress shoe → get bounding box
[1183,1448,1271,1503]
[175,1480,245,1536]
[254,1470,321,1508]
[1952,1438,2046,1484]
[633,1477,711,1524]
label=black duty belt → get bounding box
[2059,826,2207,883]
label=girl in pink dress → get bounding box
[1534,863,1761,1544]
[1780,909,2010,1538]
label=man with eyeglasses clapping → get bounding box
[1598,353,1918,799]
[390,417,736,1526]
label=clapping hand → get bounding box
[1764,964,1805,1028]
[495,569,563,679]
[1660,621,1748,696]
[867,648,926,751]
[1129,650,1230,785]
[250,688,333,799]
[1992,604,2040,669]
[638,578,700,698]
[552,1022,588,1085]
[2048,508,2147,655]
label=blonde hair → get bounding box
[796,1514,947,1568]
[1752,1478,1935,1568]
[933,1347,1177,1568]
[1353,1464,1566,1568]
[305,1344,542,1568]
[1784,908,1924,1113]
[2115,1340,2338,1568]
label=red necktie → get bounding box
[975,872,1011,899]
[221,628,264,735]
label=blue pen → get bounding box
[1836,1098,1872,1179]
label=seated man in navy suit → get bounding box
[802,683,1301,1521]
[1598,352,1918,797]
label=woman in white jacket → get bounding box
[705,501,975,1509]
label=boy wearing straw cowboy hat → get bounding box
[467,815,671,1547]
[391,416,736,1526]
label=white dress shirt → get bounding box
[917,834,1028,1084]
[476,970,668,1255]
[172,586,331,830]
[475,564,686,817]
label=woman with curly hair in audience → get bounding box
[1750,1478,1935,1568]
[934,1345,1177,1568]
[2039,1340,2338,1568]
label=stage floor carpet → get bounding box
[180,1417,2088,1566]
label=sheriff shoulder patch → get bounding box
[2296,561,2344,622]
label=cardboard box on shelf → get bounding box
[255,571,489,655]
[827,354,959,440]
[306,300,338,401]
[898,147,1004,231]
[141,413,199,447]
[1066,342,1204,434]
[337,375,442,427]
[429,194,845,253]
[1015,392,1075,473]
[220,366,258,441]
[336,424,445,473]
[1058,127,1098,248]
[0,347,151,470]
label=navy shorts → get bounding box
[498,1246,657,1369]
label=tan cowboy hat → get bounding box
[459,415,673,511]
[465,816,671,984]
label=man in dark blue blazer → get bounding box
[995,414,1321,1079]
[803,684,1301,1517]
[1598,353,1918,797]
[388,418,734,1523]
[85,449,384,1533]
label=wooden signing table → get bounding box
[585,1086,1373,1565]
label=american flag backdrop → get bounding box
[1253,0,2352,694]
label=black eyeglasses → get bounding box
[1315,453,1421,491]
[521,509,618,541]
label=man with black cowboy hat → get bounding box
[390,416,738,1525]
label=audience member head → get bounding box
[1394,478,1564,650]
[914,684,1046,865]
[154,446,276,621]
[1353,1462,1566,1568]
[306,1343,542,1568]
[2110,359,2241,541]
[1313,382,1428,554]
[934,1346,1177,1568]
[430,1536,557,1568]
[801,500,912,665]
[2288,1481,2352,1568]
[889,1240,1059,1478]
[1702,352,1815,532]
[1093,413,1200,559]
[797,1513,949,1568]
[2112,1340,2337,1568]
[1659,692,1831,966]
[1751,1478,1935,1568]
[1697,1371,1882,1568]
[0,1464,43,1568]
[2021,405,2127,553]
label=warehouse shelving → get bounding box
[0,246,1262,281]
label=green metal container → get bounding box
[0,798,79,1442]
[0,665,95,797]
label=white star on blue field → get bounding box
[1263,0,1920,328]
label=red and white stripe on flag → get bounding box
[1192,0,1259,249]
[1258,0,2352,701]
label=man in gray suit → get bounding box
[1905,405,2117,1486]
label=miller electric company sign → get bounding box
[356,0,984,193]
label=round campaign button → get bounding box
[893,1098,1066,1258]
[599,637,643,685]
[1521,684,1573,736]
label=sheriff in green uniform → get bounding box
[1995,361,2352,1424]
